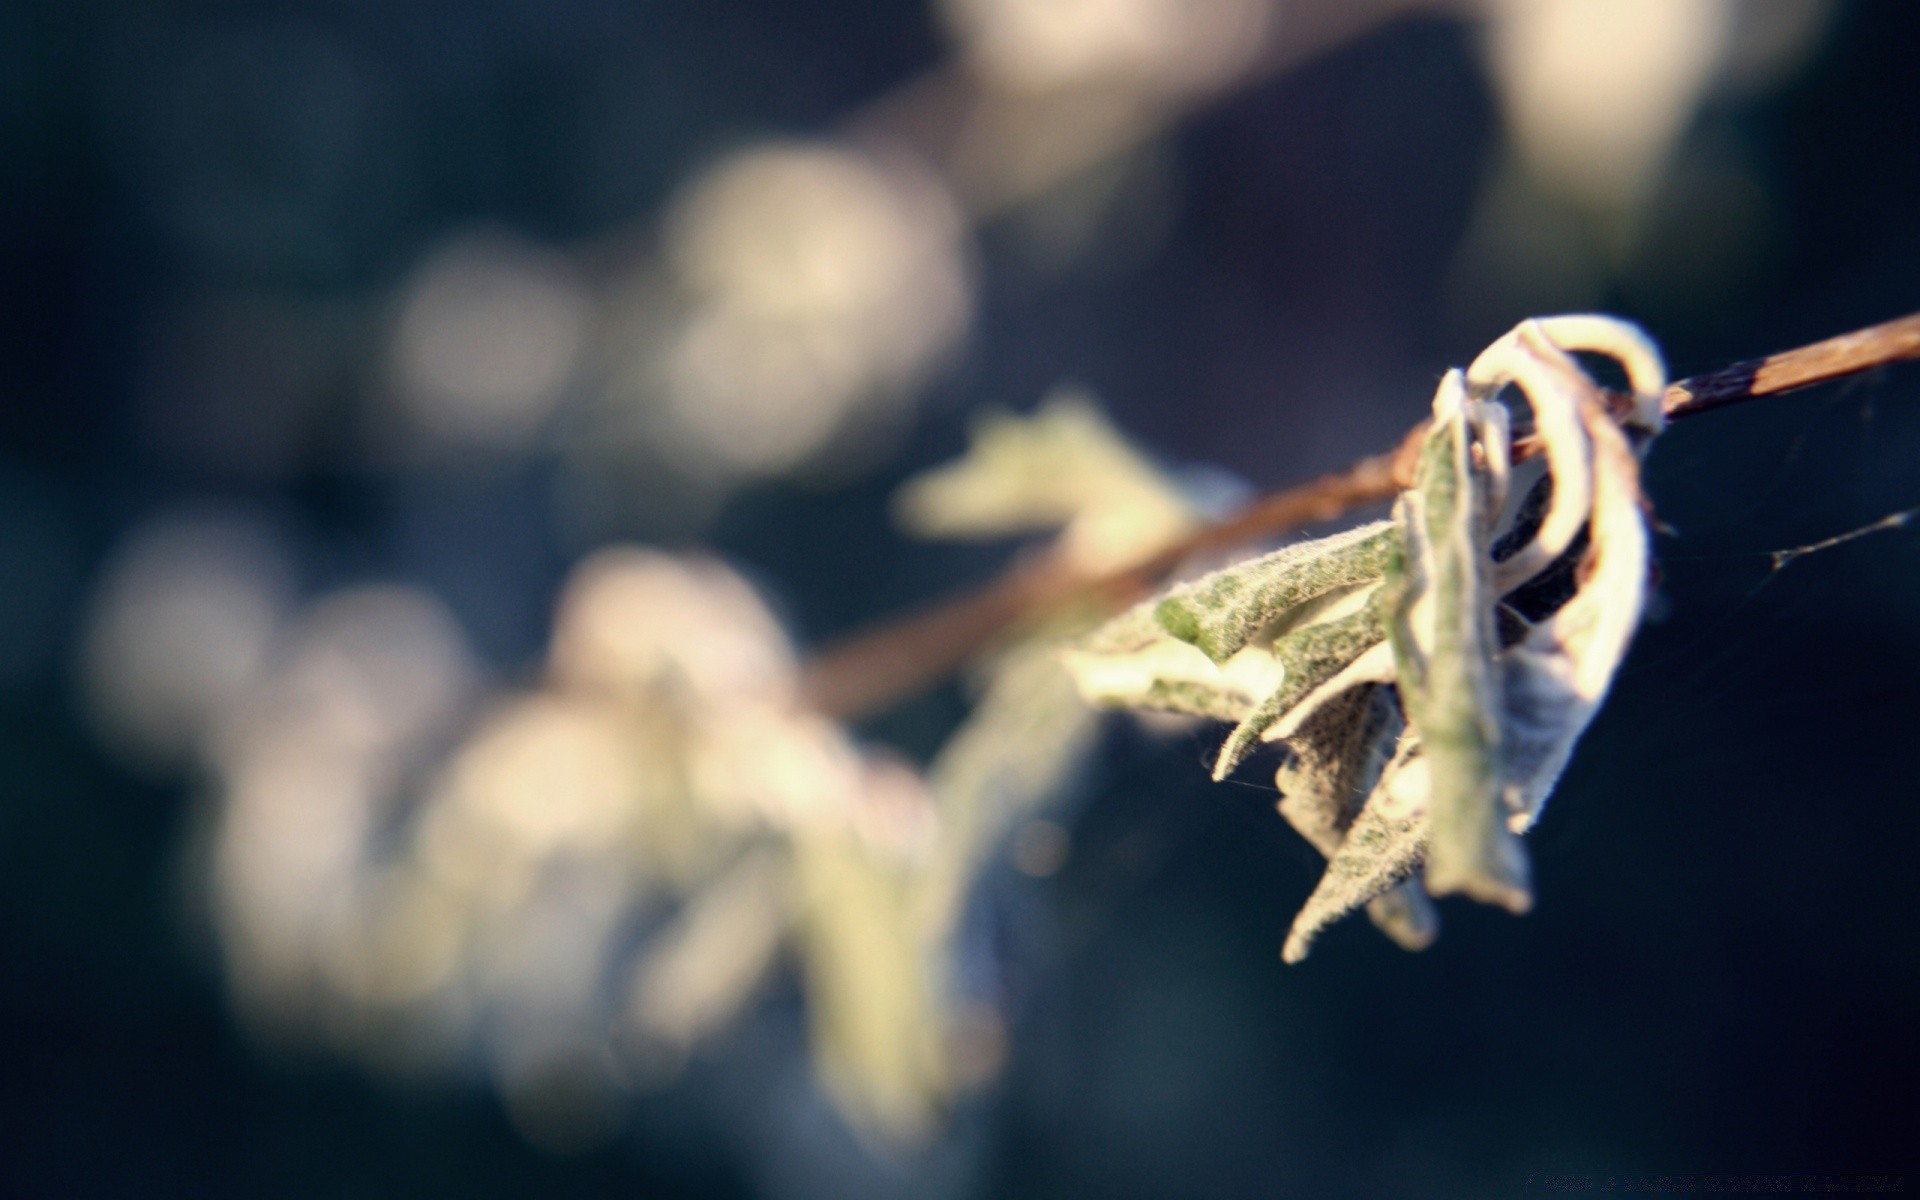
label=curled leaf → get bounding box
[1470,329,1597,596]
[1498,398,1656,830]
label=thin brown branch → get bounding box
[1662,310,1920,417]
[793,554,1079,724]
[799,311,1920,720]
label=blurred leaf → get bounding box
[792,818,948,1141]
[893,387,1201,572]
[919,639,1102,936]
[623,847,791,1059]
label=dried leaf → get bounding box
[1498,400,1654,830]
[1470,334,1596,596]
[1470,315,1666,831]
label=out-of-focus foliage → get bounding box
[894,387,1201,573]
[1479,0,1834,218]
[1456,0,1837,325]
[92,398,1200,1147]
[636,143,971,479]
[938,0,1272,97]
[1066,316,1668,961]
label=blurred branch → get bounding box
[801,310,1920,721]
[797,553,1080,723]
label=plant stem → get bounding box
[1662,310,1920,417]
[799,311,1920,720]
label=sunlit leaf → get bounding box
[1497,399,1655,831]
[1212,584,1389,780]
[1062,601,1282,722]
[1389,373,1530,912]
[1151,519,1396,664]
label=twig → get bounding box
[794,554,1080,723]
[799,311,1920,720]
[1662,310,1920,417]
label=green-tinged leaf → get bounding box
[1062,601,1283,722]
[1152,520,1397,663]
[1282,739,1432,964]
[1066,520,1401,733]
[1273,685,1437,952]
[1212,590,1388,779]
[1389,379,1531,912]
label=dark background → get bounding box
[3,1,1917,1197]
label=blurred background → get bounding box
[4,0,1919,1196]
